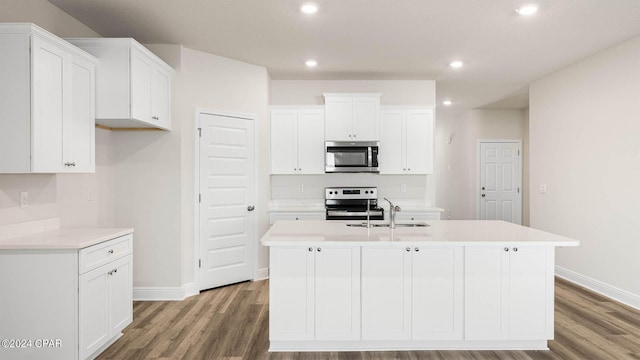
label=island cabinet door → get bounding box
[412,246,463,340]
[508,246,554,340]
[269,247,315,341]
[464,246,510,340]
[315,246,361,341]
[361,246,412,340]
[465,246,554,341]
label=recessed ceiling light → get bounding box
[516,4,538,16]
[442,100,453,106]
[449,60,464,69]
[301,3,318,14]
[305,60,317,68]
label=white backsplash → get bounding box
[271,173,435,206]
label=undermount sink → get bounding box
[346,223,389,227]
[346,222,429,228]
[395,223,430,227]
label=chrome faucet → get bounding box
[383,198,401,229]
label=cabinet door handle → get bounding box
[415,247,420,252]
[317,247,322,252]
[152,116,159,120]
[247,205,255,212]
[308,247,313,252]
[504,247,509,252]
[406,247,411,252]
[513,247,518,252]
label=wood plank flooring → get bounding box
[97,277,640,360]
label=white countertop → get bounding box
[0,228,134,250]
[261,220,579,247]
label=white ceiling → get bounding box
[48,0,640,109]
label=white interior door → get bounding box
[198,112,255,291]
[479,141,522,224]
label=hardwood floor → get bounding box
[97,277,640,360]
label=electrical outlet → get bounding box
[539,184,547,194]
[20,191,28,208]
[401,184,407,193]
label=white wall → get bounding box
[270,80,437,205]
[435,109,528,222]
[530,35,640,300]
[271,80,436,106]
[119,45,270,288]
[0,0,114,228]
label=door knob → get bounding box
[247,205,255,211]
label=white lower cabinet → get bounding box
[268,211,325,225]
[361,246,463,341]
[394,211,441,221]
[0,232,133,360]
[269,246,360,341]
[464,246,554,341]
[80,254,132,359]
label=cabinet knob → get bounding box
[504,247,509,252]
[317,247,322,252]
[403,168,406,171]
[308,247,313,252]
[247,205,255,212]
[513,247,518,252]
[108,249,114,254]
[295,217,299,220]
[482,194,486,198]
[152,116,159,120]
[408,168,411,171]
[353,134,356,138]
[406,247,411,252]
[415,247,420,252]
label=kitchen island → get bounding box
[261,220,579,352]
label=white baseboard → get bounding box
[255,267,269,280]
[133,286,191,301]
[556,265,640,310]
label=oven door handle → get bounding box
[327,210,384,217]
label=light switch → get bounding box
[539,184,547,194]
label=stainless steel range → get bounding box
[325,187,384,220]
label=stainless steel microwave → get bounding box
[325,141,379,173]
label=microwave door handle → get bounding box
[368,147,372,167]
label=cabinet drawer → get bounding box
[269,212,325,225]
[79,234,133,274]
[395,212,441,221]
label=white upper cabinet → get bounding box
[270,107,325,174]
[66,38,173,130]
[324,93,380,141]
[0,23,96,174]
[380,108,434,174]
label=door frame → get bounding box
[194,108,259,292]
[476,139,522,223]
